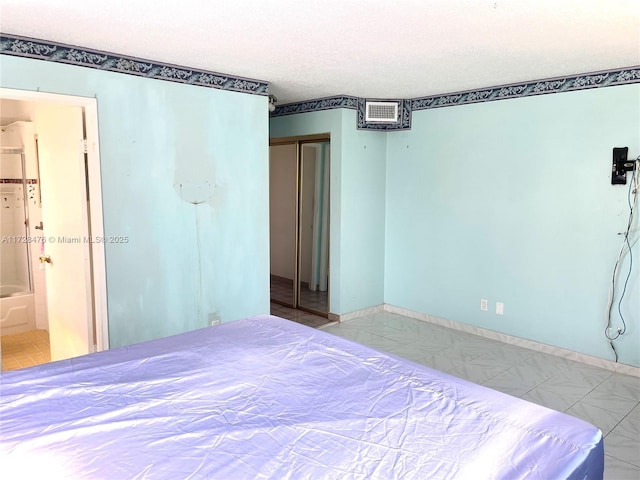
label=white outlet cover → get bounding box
[496,302,504,315]
[480,299,488,311]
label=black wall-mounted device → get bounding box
[611,147,633,185]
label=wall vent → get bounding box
[365,101,399,123]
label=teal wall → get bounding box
[270,109,386,314]
[5,51,636,366]
[270,85,638,366]
[385,85,640,366]
[1,55,270,348]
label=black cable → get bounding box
[604,158,639,355]
[616,165,637,334]
[609,340,618,363]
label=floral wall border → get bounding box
[2,33,637,120]
[272,66,639,131]
[0,33,269,96]
[271,96,411,131]
[271,96,359,117]
[411,67,640,110]
[356,98,412,131]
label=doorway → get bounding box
[269,135,330,317]
[0,89,108,371]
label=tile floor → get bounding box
[270,275,294,305]
[298,286,329,313]
[1,329,51,372]
[270,302,333,328]
[312,311,639,479]
[3,312,637,477]
[270,275,329,314]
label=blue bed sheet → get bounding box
[0,315,603,479]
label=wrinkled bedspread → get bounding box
[0,315,603,479]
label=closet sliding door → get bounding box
[269,137,330,316]
[268,143,298,308]
[298,142,329,314]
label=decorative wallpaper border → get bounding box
[411,67,640,110]
[271,96,358,117]
[2,33,638,124]
[356,98,412,131]
[271,66,640,131]
[0,33,269,96]
[272,96,412,131]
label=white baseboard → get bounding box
[335,303,640,377]
[331,305,385,323]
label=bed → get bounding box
[0,315,603,479]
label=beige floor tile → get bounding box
[1,329,51,372]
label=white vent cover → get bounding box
[365,101,398,123]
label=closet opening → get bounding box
[269,134,330,317]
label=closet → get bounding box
[269,136,330,316]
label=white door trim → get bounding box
[1,87,109,351]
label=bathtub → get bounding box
[0,285,36,335]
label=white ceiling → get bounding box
[1,0,638,104]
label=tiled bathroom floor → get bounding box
[320,311,640,480]
[1,329,51,371]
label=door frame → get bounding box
[0,87,109,351]
[269,134,331,317]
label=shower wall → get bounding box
[0,121,48,332]
[0,178,30,289]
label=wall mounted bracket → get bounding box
[611,147,634,185]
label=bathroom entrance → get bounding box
[0,89,108,371]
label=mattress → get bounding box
[0,315,603,479]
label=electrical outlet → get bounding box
[208,312,221,326]
[496,302,504,315]
[480,299,488,311]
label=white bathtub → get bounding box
[0,285,36,335]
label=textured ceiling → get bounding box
[0,0,638,104]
